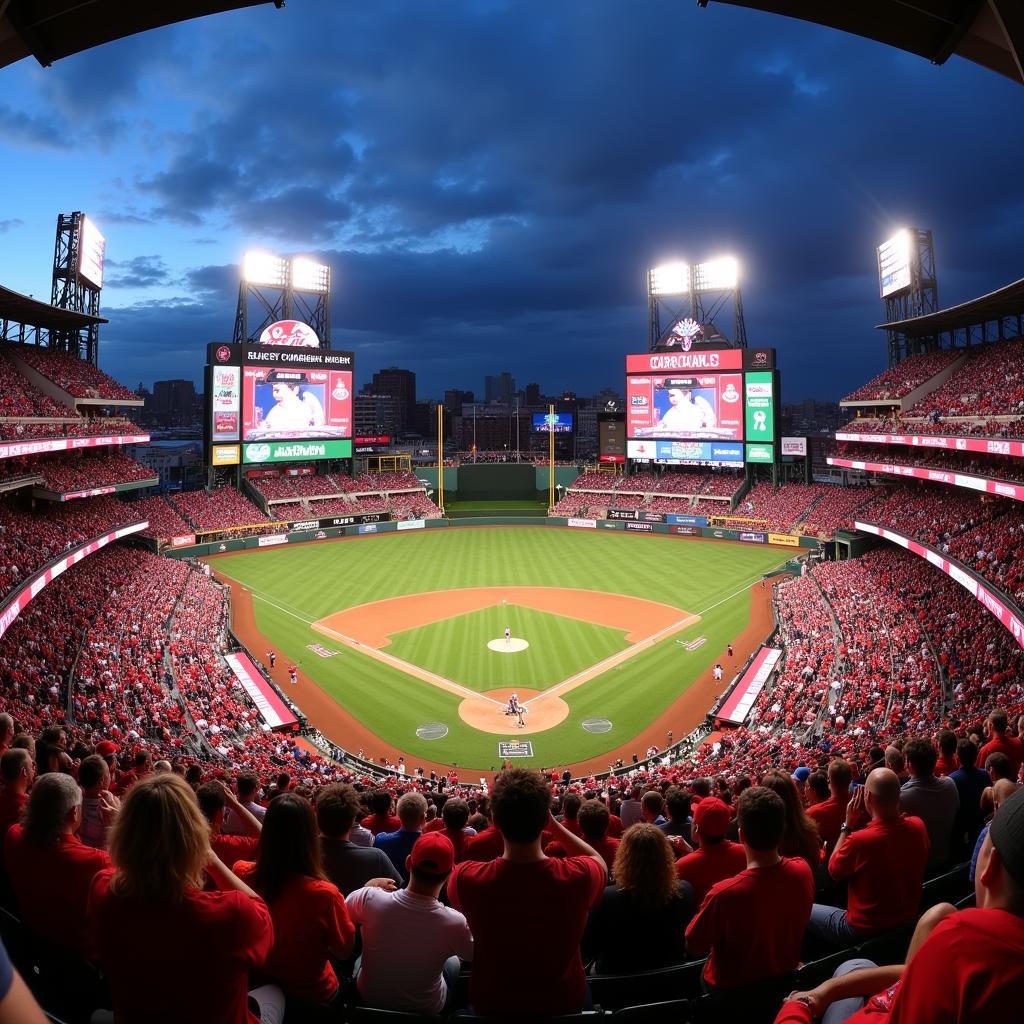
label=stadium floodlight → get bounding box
[692,256,739,292]
[649,262,691,296]
[243,250,288,287]
[878,230,912,298]
[291,257,331,293]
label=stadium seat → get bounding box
[790,949,852,992]
[589,960,706,1010]
[918,862,970,911]
[28,936,109,1024]
[854,922,914,967]
[345,1009,605,1023]
[611,998,692,1022]
[692,975,793,1024]
[0,906,32,977]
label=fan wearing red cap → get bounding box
[346,833,472,1015]
[675,798,747,904]
[776,784,1024,1024]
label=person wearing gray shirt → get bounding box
[900,738,960,870]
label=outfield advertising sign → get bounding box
[242,439,353,464]
[567,518,597,529]
[746,443,774,464]
[769,533,800,547]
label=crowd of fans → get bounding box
[907,337,1024,418]
[10,345,138,401]
[841,349,961,402]
[170,488,272,533]
[839,414,1024,440]
[833,441,1024,485]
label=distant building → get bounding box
[484,370,515,405]
[127,441,204,491]
[444,389,473,415]
[355,393,399,436]
[371,367,416,433]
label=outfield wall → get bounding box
[164,515,819,559]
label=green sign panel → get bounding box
[744,371,775,441]
[242,439,352,464]
[745,443,774,464]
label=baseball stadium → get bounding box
[0,2,1022,1023]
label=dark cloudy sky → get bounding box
[0,1,1021,402]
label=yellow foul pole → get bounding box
[437,404,445,514]
[548,403,555,511]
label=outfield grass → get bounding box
[213,528,787,769]
[385,605,629,692]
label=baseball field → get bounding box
[211,528,787,774]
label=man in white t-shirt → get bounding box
[347,833,473,1014]
[659,387,717,432]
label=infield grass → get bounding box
[212,528,787,769]
[385,605,629,691]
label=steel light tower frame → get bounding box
[880,228,938,365]
[647,257,747,350]
[233,252,332,345]
[50,211,101,363]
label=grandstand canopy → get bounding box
[876,276,1024,337]
[0,0,281,69]
[699,1,1024,86]
[0,283,106,329]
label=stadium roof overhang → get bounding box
[0,284,106,329]
[876,276,1024,337]
[698,1,1024,86]
[0,0,283,69]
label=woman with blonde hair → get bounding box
[581,822,694,974]
[760,770,822,873]
[88,772,282,1024]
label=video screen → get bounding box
[242,366,352,441]
[627,439,744,466]
[532,412,573,433]
[627,372,743,442]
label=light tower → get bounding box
[51,212,104,363]
[647,256,746,351]
[877,229,938,365]
[233,251,332,346]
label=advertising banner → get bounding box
[568,518,597,529]
[672,525,702,536]
[627,350,744,373]
[746,443,774,464]
[625,521,655,532]
[258,320,319,348]
[396,519,426,531]
[739,531,768,543]
[286,512,387,531]
[666,513,709,526]
[718,647,783,725]
[224,653,298,729]
[257,534,288,547]
[835,432,1024,458]
[170,534,196,547]
[744,372,774,442]
[0,434,148,461]
[855,521,1024,650]
[212,444,241,466]
[211,365,241,442]
[607,509,637,520]
[828,457,1024,503]
[242,439,353,465]
[781,436,807,457]
[768,533,800,547]
[627,439,744,466]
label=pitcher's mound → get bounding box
[487,638,529,653]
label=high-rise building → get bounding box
[370,367,416,433]
[444,389,473,415]
[354,393,399,436]
[151,379,197,427]
[484,370,515,405]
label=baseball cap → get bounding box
[693,797,731,838]
[990,785,1024,884]
[410,832,455,876]
[793,766,811,784]
[96,741,119,758]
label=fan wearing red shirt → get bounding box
[233,793,354,1004]
[546,799,619,873]
[807,758,852,858]
[934,729,959,778]
[979,709,1023,780]
[361,789,401,837]
[675,797,748,903]
[448,769,606,1017]
[805,768,929,954]
[88,773,280,1024]
[777,785,1024,1024]
[196,780,262,871]
[685,786,814,999]
[5,774,111,956]
[0,748,32,840]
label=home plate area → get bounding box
[487,637,529,653]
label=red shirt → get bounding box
[88,868,273,1024]
[685,857,814,989]
[934,754,958,778]
[462,826,506,862]
[448,855,605,1016]
[361,812,401,837]
[0,789,26,839]
[978,734,1023,779]
[807,794,849,855]
[828,815,929,932]
[545,835,619,874]
[211,833,259,868]
[675,840,748,904]
[234,863,353,1003]
[4,825,110,954]
[773,908,1024,1024]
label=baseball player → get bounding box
[288,664,298,685]
[504,625,512,646]
[267,649,276,669]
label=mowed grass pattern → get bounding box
[385,605,629,691]
[213,528,788,768]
